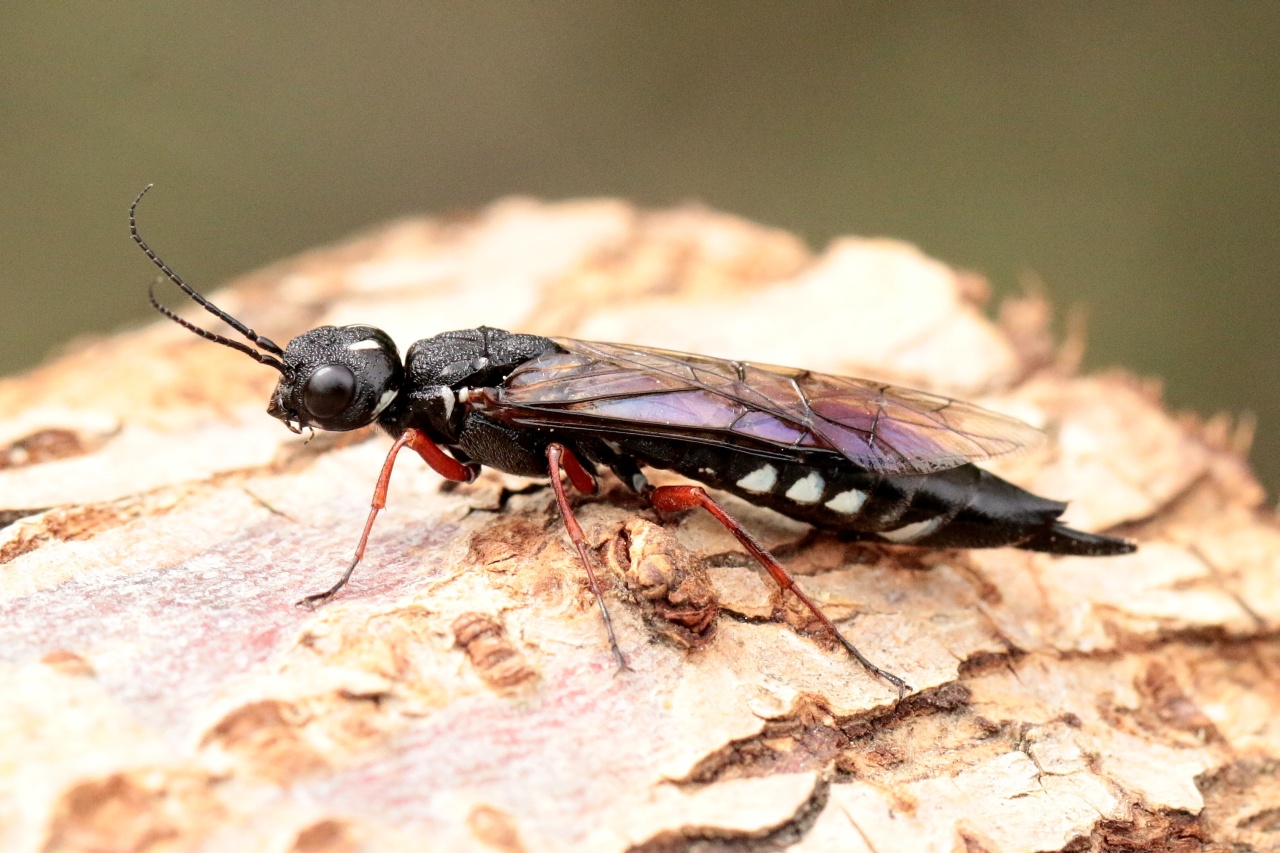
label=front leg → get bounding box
[297,428,477,609]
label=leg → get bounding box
[556,443,599,495]
[546,443,626,668]
[297,428,477,609]
[577,438,650,495]
[650,485,910,697]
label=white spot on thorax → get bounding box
[348,339,384,351]
[372,387,399,417]
[435,386,457,421]
[736,464,777,493]
[457,387,471,404]
[879,517,944,543]
[785,471,824,504]
[825,488,868,515]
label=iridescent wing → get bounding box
[480,339,1042,474]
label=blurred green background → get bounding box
[2,3,1278,495]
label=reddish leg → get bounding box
[558,444,599,495]
[650,485,910,697]
[545,443,625,668]
[297,428,477,609]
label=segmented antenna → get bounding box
[130,185,288,366]
[147,283,288,373]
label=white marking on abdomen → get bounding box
[785,471,824,504]
[824,488,868,515]
[879,517,944,543]
[736,464,777,493]
[348,339,384,351]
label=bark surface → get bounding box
[0,199,1276,852]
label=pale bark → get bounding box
[0,198,1275,852]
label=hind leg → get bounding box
[649,484,910,698]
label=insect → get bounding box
[131,186,1134,696]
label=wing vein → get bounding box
[490,339,1043,474]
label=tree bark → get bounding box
[0,198,1276,852]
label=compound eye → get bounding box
[302,364,357,418]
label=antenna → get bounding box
[130,184,288,369]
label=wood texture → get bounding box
[0,198,1276,852]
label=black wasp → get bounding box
[131,187,1134,696]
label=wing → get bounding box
[481,339,1042,474]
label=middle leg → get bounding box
[546,442,626,669]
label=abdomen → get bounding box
[613,435,1129,555]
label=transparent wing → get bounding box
[483,339,1042,474]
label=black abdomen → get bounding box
[613,436,1133,556]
